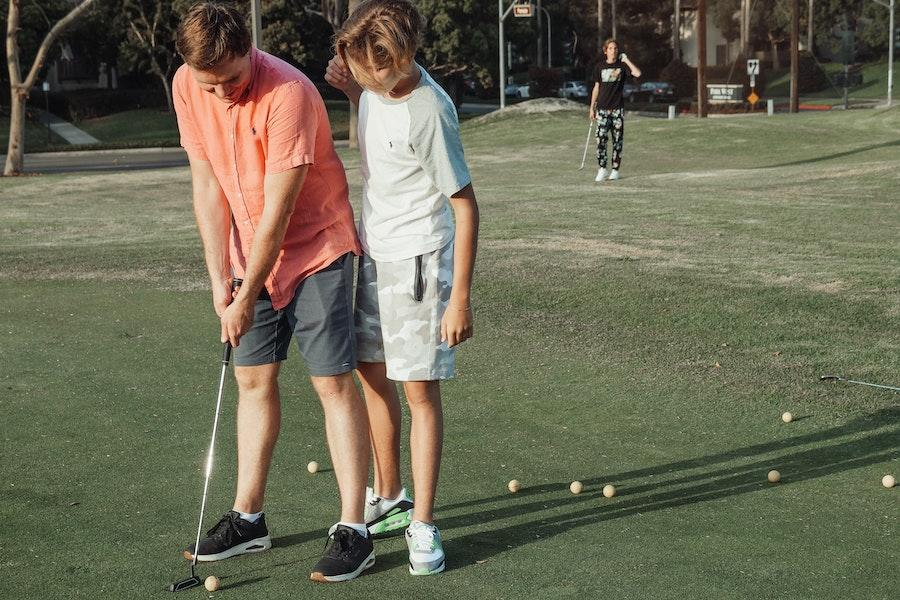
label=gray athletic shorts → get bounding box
[233,253,356,376]
[354,242,455,381]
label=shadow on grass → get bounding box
[395,407,900,572]
[759,139,900,168]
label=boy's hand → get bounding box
[619,52,628,61]
[441,305,473,348]
[325,54,356,93]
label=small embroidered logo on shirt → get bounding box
[251,126,257,135]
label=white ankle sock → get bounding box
[339,522,368,537]
[237,510,262,523]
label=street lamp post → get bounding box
[499,1,517,109]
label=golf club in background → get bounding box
[579,119,595,170]
[820,375,900,393]
[170,278,242,593]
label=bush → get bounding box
[659,60,695,99]
[797,51,830,93]
[27,88,168,122]
[528,67,563,98]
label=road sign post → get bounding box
[500,2,534,109]
[746,59,760,109]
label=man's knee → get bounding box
[235,364,280,397]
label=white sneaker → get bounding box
[365,486,414,536]
[608,169,620,181]
[405,520,445,575]
[594,167,608,182]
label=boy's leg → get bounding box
[401,380,443,524]
[596,109,611,168]
[356,361,403,500]
[611,108,625,170]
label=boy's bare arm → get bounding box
[325,55,363,108]
[589,82,599,120]
[620,53,642,78]
[442,183,479,348]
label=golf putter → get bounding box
[170,279,241,592]
[579,119,595,170]
[820,375,900,393]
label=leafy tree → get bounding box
[5,0,95,175]
[262,0,334,73]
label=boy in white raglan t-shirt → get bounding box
[326,0,480,577]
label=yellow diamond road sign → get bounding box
[747,91,760,105]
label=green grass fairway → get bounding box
[1,106,898,599]
[766,59,900,102]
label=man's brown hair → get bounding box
[176,2,252,70]
[334,0,422,92]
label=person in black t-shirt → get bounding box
[589,39,641,182]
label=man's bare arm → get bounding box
[219,165,308,346]
[189,157,233,316]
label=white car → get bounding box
[504,83,530,98]
[558,80,589,100]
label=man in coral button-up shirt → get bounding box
[173,3,373,582]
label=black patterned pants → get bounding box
[595,108,624,170]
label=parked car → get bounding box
[504,83,530,98]
[633,81,676,103]
[623,83,638,101]
[558,80,589,100]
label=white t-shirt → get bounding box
[357,65,472,262]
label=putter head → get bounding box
[169,575,202,592]
[820,375,841,381]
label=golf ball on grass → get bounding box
[307,461,319,474]
[602,484,616,498]
[569,481,583,494]
[204,576,220,592]
[882,475,895,489]
[508,479,521,493]
[781,412,793,423]
[767,470,781,483]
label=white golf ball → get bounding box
[569,481,583,495]
[307,461,319,474]
[508,479,521,493]
[782,411,793,423]
[204,575,220,592]
[882,475,895,489]
[602,484,616,498]
[768,470,781,483]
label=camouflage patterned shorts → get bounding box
[354,242,456,381]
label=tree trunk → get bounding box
[5,87,26,175]
[673,0,681,62]
[771,36,780,70]
[159,72,174,113]
[348,0,359,149]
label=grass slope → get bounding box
[0,106,897,599]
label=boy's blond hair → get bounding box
[334,0,422,92]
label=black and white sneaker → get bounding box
[365,486,414,536]
[183,511,272,562]
[309,524,375,583]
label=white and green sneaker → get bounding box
[405,520,445,575]
[365,487,414,537]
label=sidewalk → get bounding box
[34,109,100,145]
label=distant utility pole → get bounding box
[611,0,617,39]
[673,0,681,62]
[871,0,895,108]
[250,0,262,49]
[597,0,604,40]
[790,0,799,113]
[537,0,543,67]
[697,0,707,117]
[808,0,814,52]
